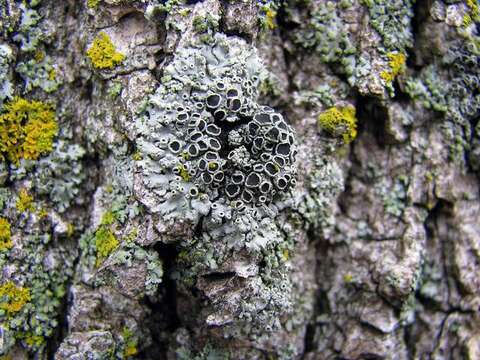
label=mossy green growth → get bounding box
[0,217,12,250]
[95,226,119,265]
[0,281,31,318]
[86,32,125,70]
[318,105,358,143]
[16,188,34,213]
[0,97,58,164]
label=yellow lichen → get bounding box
[34,50,45,62]
[86,32,125,70]
[87,0,100,9]
[264,8,277,30]
[0,97,58,164]
[318,105,358,144]
[122,327,138,358]
[24,334,45,347]
[467,0,479,17]
[0,217,12,251]
[95,227,119,266]
[125,227,138,242]
[380,52,406,83]
[464,0,479,26]
[132,151,142,161]
[48,68,56,81]
[67,223,75,237]
[100,211,115,226]
[178,8,190,17]
[207,162,218,171]
[181,151,190,161]
[343,273,353,283]
[0,281,31,318]
[16,189,34,213]
[177,165,190,182]
[37,207,49,219]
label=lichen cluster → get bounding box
[405,12,480,167]
[381,52,406,83]
[136,33,297,226]
[291,0,414,96]
[0,217,12,250]
[0,281,31,318]
[0,97,58,165]
[135,33,300,342]
[318,105,358,144]
[86,32,125,70]
[16,188,34,213]
[294,1,356,77]
[0,1,89,356]
[95,226,119,266]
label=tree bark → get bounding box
[0,0,479,359]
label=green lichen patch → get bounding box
[0,97,58,165]
[86,32,125,70]
[318,105,358,144]
[192,14,219,34]
[293,1,356,75]
[16,54,62,93]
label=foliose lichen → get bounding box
[12,3,43,53]
[86,32,125,70]
[0,45,13,107]
[0,97,58,165]
[0,281,31,318]
[0,217,12,250]
[380,52,407,83]
[317,104,358,144]
[95,226,119,266]
[361,0,414,52]
[16,188,34,213]
[135,33,300,347]
[87,0,100,9]
[136,33,297,227]
[16,53,62,93]
[294,1,356,77]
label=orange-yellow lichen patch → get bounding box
[318,105,358,144]
[0,217,12,250]
[381,52,406,83]
[0,281,31,317]
[0,97,58,164]
[86,32,125,70]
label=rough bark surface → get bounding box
[0,0,479,359]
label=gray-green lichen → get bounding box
[0,44,13,107]
[135,32,299,339]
